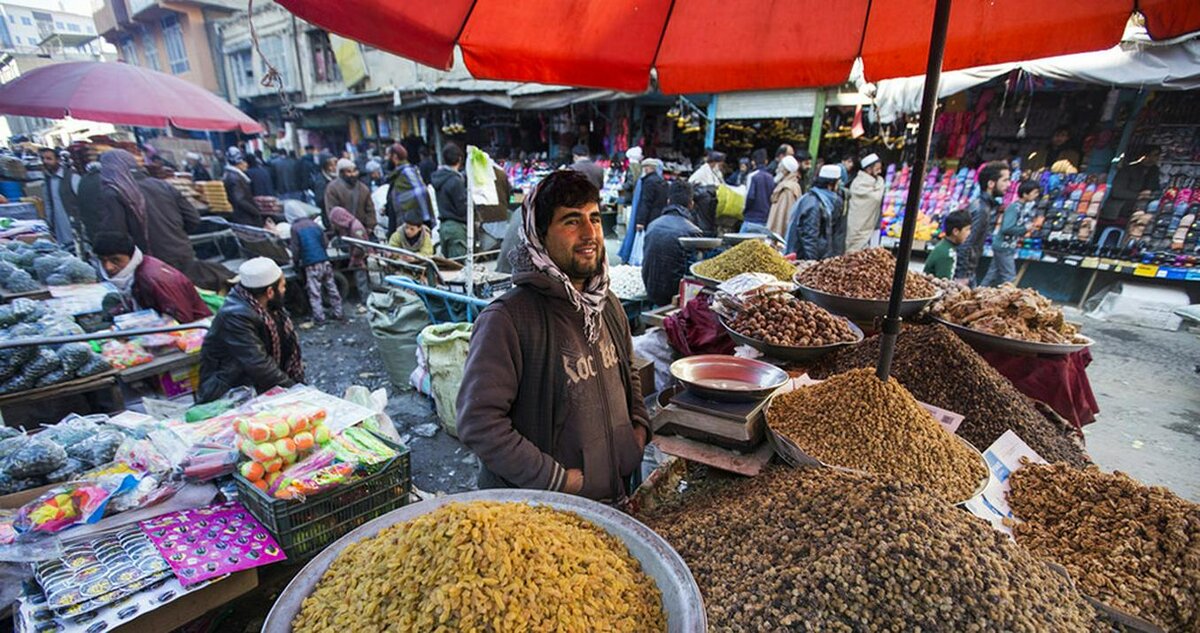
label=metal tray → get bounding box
[678,236,722,250]
[718,316,864,363]
[264,490,706,633]
[686,261,723,287]
[932,317,1094,356]
[795,280,940,322]
[669,354,788,403]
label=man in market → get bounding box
[431,143,469,258]
[324,158,377,240]
[224,148,269,228]
[184,152,212,182]
[569,143,605,191]
[270,150,304,200]
[785,164,846,260]
[770,144,795,184]
[93,231,211,324]
[197,257,305,403]
[741,148,776,233]
[382,143,433,235]
[311,154,337,220]
[844,153,886,252]
[39,147,80,255]
[641,181,702,306]
[457,170,651,502]
[633,158,669,235]
[688,150,725,188]
[954,161,1011,285]
[1025,127,1082,173]
[1098,146,1160,231]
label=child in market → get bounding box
[388,209,435,258]
[925,209,972,280]
[981,180,1041,287]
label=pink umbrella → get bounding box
[0,61,264,134]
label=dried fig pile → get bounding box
[797,247,937,300]
[728,293,856,346]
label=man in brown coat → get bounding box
[324,158,376,238]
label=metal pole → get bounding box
[876,0,953,381]
[465,145,476,299]
[807,90,827,160]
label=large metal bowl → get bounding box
[932,317,1095,356]
[670,354,789,403]
[718,316,865,363]
[687,261,724,287]
[678,236,722,251]
[794,280,941,322]
[263,490,706,633]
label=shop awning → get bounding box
[274,0,1200,93]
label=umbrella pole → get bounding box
[875,0,953,381]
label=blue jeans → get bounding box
[981,249,1017,287]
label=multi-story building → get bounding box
[93,0,241,96]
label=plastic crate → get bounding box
[233,437,411,562]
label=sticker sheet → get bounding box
[139,501,285,586]
[34,526,173,619]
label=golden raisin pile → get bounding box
[693,239,797,282]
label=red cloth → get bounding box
[663,295,734,358]
[134,255,212,324]
[978,348,1099,433]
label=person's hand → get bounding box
[563,469,584,494]
[1137,189,1153,200]
[633,426,648,451]
[636,224,644,231]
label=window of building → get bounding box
[308,30,341,84]
[6,16,12,23]
[258,35,288,86]
[54,21,63,29]
[67,23,80,32]
[161,15,188,74]
[229,47,253,93]
[119,37,138,65]
[141,29,160,71]
[20,17,30,26]
[87,25,93,33]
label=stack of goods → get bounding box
[881,164,974,241]
[0,239,96,291]
[608,264,646,300]
[796,247,937,299]
[1009,463,1200,632]
[195,181,231,213]
[692,239,795,282]
[0,299,112,395]
[727,293,856,346]
[810,324,1090,466]
[254,196,283,218]
[643,466,1101,630]
[292,501,665,632]
[767,368,986,502]
[933,284,1087,344]
[166,176,207,211]
[0,416,126,493]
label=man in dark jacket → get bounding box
[785,164,846,260]
[94,232,211,324]
[432,143,468,258]
[457,170,650,502]
[324,158,376,238]
[197,257,305,403]
[569,143,605,190]
[642,181,702,306]
[311,154,336,219]
[39,147,80,253]
[224,148,267,227]
[955,160,1011,285]
[634,159,668,231]
[245,154,275,197]
[270,151,304,200]
[382,143,433,234]
[417,147,436,184]
[742,148,775,232]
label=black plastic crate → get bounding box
[234,435,411,562]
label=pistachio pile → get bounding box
[797,247,937,300]
[766,368,987,503]
[692,239,796,282]
[728,293,857,346]
[1009,463,1200,632]
[644,466,1102,631]
[810,324,1089,466]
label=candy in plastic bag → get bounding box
[7,436,68,478]
[44,458,86,483]
[66,429,125,467]
[56,343,94,373]
[0,472,43,495]
[41,415,104,447]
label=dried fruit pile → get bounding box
[1009,463,1200,632]
[692,239,796,282]
[796,247,937,300]
[766,368,987,502]
[933,284,1086,344]
[644,466,1101,632]
[810,324,1089,467]
[292,501,665,633]
[728,293,856,346]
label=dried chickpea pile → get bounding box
[728,293,856,346]
[810,324,1090,467]
[768,368,986,502]
[693,239,796,282]
[292,501,665,633]
[797,247,938,299]
[1009,463,1200,632]
[643,466,1102,632]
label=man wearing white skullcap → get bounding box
[324,158,377,237]
[845,153,886,252]
[197,257,305,402]
[784,163,847,260]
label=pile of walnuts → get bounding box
[728,293,857,347]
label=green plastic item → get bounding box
[417,322,473,437]
[185,398,232,423]
[198,288,226,316]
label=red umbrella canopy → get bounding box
[0,61,264,134]
[277,0,1200,93]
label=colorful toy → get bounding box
[239,461,265,482]
[293,431,314,452]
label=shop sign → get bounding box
[329,34,369,89]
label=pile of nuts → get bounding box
[1009,463,1200,632]
[766,368,987,502]
[643,466,1101,631]
[728,293,857,346]
[692,239,796,282]
[796,247,938,300]
[934,284,1087,344]
[810,324,1090,467]
[293,501,665,632]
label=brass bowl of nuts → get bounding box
[796,281,941,322]
[719,293,865,362]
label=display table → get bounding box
[0,369,124,426]
[978,348,1099,432]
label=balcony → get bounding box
[93,0,130,37]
